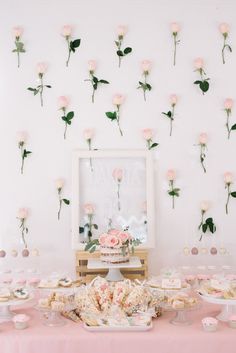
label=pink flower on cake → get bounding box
[27,63,51,107]
[137,61,152,101]
[57,95,75,139]
[224,172,236,214]
[162,94,178,136]
[85,61,109,103]
[118,231,131,243]
[193,58,210,94]
[115,25,132,67]
[55,178,70,220]
[61,25,81,67]
[12,26,25,68]
[142,129,158,150]
[108,229,120,236]
[223,98,236,139]
[106,95,124,136]
[17,208,29,249]
[219,23,232,64]
[166,169,180,209]
[112,168,123,211]
[105,235,119,248]
[170,22,180,66]
[99,233,108,246]
[17,131,32,174]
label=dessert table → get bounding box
[1,302,236,353]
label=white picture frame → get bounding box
[71,149,155,249]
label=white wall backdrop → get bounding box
[0,0,236,276]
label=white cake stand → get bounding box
[0,294,34,322]
[198,292,236,321]
[87,257,142,282]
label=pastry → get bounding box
[58,277,73,287]
[13,288,29,300]
[38,279,59,288]
[0,288,11,301]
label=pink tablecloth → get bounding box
[1,302,236,353]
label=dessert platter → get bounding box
[0,287,34,322]
[162,292,200,326]
[198,279,236,321]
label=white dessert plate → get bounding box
[83,321,153,332]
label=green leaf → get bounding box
[67,111,74,120]
[146,83,152,91]
[92,76,98,83]
[63,199,70,205]
[168,191,176,196]
[202,223,208,233]
[45,85,51,88]
[209,223,216,233]
[194,80,202,85]
[79,227,84,234]
[226,44,232,52]
[124,47,132,54]
[231,124,236,130]
[27,87,36,91]
[93,224,98,230]
[99,79,109,84]
[206,217,213,225]
[115,40,120,48]
[88,230,92,238]
[200,80,209,93]
[84,242,94,251]
[231,191,236,198]
[162,111,172,119]
[93,82,98,90]
[149,143,158,150]
[23,150,32,158]
[72,39,81,48]
[105,111,117,120]
[117,50,124,57]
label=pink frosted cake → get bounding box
[99,229,132,264]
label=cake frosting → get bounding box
[100,246,129,264]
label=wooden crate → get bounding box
[76,249,148,284]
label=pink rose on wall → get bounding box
[17,208,29,249]
[81,204,98,243]
[223,98,236,139]
[162,94,178,136]
[17,131,32,174]
[112,168,123,211]
[166,169,180,209]
[12,26,25,68]
[105,94,124,136]
[197,133,208,173]
[84,129,95,172]
[193,58,210,94]
[170,22,180,66]
[55,178,70,220]
[115,25,132,67]
[224,172,236,214]
[84,60,109,103]
[219,23,232,64]
[61,25,81,67]
[58,96,75,139]
[137,60,152,101]
[27,63,51,107]
[142,129,158,150]
[198,202,216,241]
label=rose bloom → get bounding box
[170,94,178,106]
[112,94,124,106]
[105,235,119,248]
[224,172,233,184]
[171,22,180,33]
[199,133,208,145]
[88,60,96,72]
[83,129,94,140]
[167,169,176,181]
[224,98,233,110]
[13,26,23,38]
[18,208,28,219]
[108,229,120,236]
[62,25,72,37]
[112,168,123,182]
[141,60,151,73]
[17,131,27,143]
[58,96,69,109]
[142,128,153,140]
[117,25,127,36]
[36,62,47,75]
[200,201,209,212]
[55,178,64,189]
[118,231,131,243]
[194,58,204,70]
[219,23,229,34]
[83,203,94,215]
[99,233,108,246]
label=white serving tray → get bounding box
[83,321,153,332]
